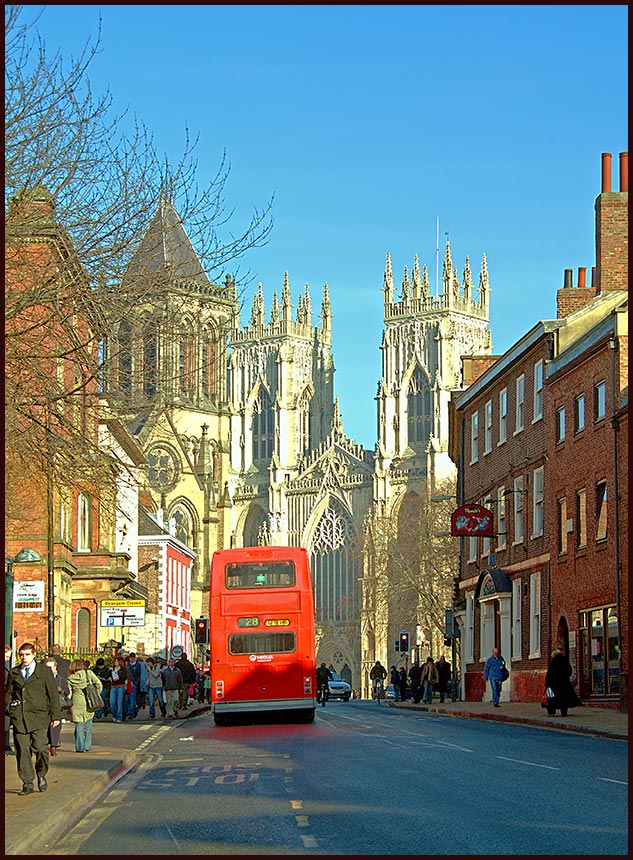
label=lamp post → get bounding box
[5,548,42,655]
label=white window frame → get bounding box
[496,485,507,550]
[558,497,568,555]
[484,399,493,454]
[468,534,478,563]
[594,380,606,422]
[529,571,542,658]
[77,493,91,551]
[556,405,566,444]
[514,374,525,434]
[513,476,524,544]
[512,578,522,660]
[533,359,544,422]
[498,388,507,444]
[574,394,585,434]
[532,466,544,538]
[470,411,479,463]
[465,592,474,663]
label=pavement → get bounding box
[4,698,628,855]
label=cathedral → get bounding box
[109,197,493,692]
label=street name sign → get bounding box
[100,599,146,627]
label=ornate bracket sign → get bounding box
[450,503,493,537]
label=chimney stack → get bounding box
[620,151,628,192]
[601,152,612,193]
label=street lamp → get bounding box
[5,548,42,654]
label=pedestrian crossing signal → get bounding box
[195,618,209,644]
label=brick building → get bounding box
[5,187,143,654]
[449,152,628,708]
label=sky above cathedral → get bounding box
[25,5,627,449]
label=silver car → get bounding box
[327,672,352,701]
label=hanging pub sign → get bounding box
[450,503,493,537]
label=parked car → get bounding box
[383,684,397,700]
[327,672,352,701]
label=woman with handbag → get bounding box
[544,647,582,717]
[66,659,103,752]
[109,656,128,723]
[43,657,72,755]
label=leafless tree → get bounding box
[362,482,460,653]
[5,5,274,524]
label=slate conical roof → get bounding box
[124,196,211,287]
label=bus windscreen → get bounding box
[225,561,295,589]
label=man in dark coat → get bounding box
[48,643,70,681]
[175,651,197,709]
[436,655,452,703]
[5,642,62,795]
[545,647,582,717]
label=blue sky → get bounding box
[25,5,627,448]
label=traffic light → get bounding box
[399,631,410,653]
[194,617,209,644]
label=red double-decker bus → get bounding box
[209,545,316,725]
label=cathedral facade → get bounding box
[110,200,493,690]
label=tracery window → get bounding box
[252,388,275,463]
[407,367,432,447]
[179,331,196,396]
[298,390,311,455]
[311,506,356,623]
[143,324,157,398]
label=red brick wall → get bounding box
[596,192,629,293]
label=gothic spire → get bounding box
[331,397,343,436]
[251,282,265,327]
[320,282,331,332]
[383,252,394,304]
[412,254,421,299]
[303,283,312,325]
[422,263,431,297]
[442,239,453,297]
[297,293,305,323]
[463,256,473,301]
[478,253,489,306]
[401,266,411,302]
[270,290,280,324]
[281,271,292,322]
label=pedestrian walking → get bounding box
[544,647,582,717]
[408,660,422,703]
[175,651,197,709]
[146,658,167,718]
[5,641,62,795]
[124,653,143,718]
[436,655,451,703]
[390,665,400,700]
[108,656,128,723]
[43,657,71,754]
[484,647,507,707]
[398,666,408,702]
[67,659,103,752]
[161,658,183,718]
[48,644,70,682]
[419,656,439,704]
[93,657,111,719]
[5,644,15,755]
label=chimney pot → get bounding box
[620,151,628,192]
[564,269,573,289]
[591,266,597,290]
[601,152,612,193]
[577,267,587,289]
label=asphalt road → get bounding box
[48,700,628,856]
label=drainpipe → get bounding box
[608,333,623,702]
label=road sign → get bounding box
[100,599,146,627]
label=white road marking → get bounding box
[597,777,627,786]
[496,755,559,770]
